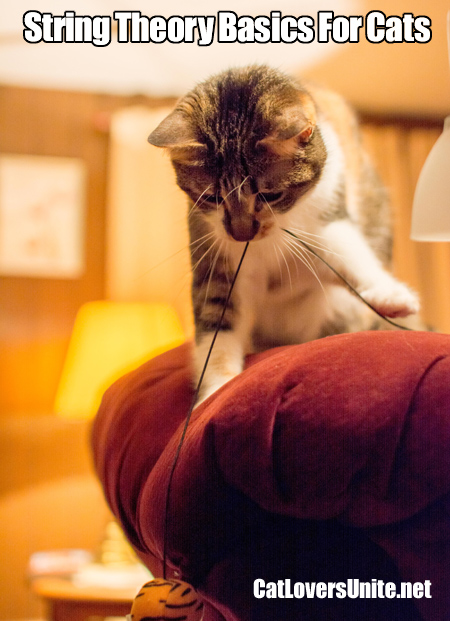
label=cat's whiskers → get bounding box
[286,226,328,243]
[285,241,301,278]
[284,225,329,242]
[288,234,338,258]
[286,226,342,258]
[191,238,218,276]
[237,175,250,202]
[254,195,299,285]
[260,193,286,244]
[149,231,215,289]
[168,231,231,312]
[203,240,224,308]
[278,240,293,293]
[190,231,216,250]
[224,175,250,203]
[283,234,319,281]
[282,231,327,299]
[170,238,221,308]
[259,193,277,220]
[136,232,212,282]
[190,233,218,266]
[189,185,214,217]
[286,226,354,275]
[272,241,287,283]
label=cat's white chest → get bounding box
[226,240,328,348]
[235,235,324,295]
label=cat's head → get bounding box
[148,65,326,242]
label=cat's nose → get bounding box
[223,211,260,241]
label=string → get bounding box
[162,241,250,579]
[282,228,412,331]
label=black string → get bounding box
[282,228,412,331]
[162,241,250,579]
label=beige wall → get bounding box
[302,0,450,118]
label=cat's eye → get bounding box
[202,194,223,205]
[258,191,284,203]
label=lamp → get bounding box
[54,301,185,420]
[52,301,184,582]
[410,12,450,241]
[410,116,450,240]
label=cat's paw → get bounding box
[194,386,216,408]
[194,373,239,408]
[360,281,420,318]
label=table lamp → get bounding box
[54,300,185,420]
[410,11,450,241]
[52,300,184,578]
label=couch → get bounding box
[92,330,450,620]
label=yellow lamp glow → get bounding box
[54,301,184,419]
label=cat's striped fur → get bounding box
[149,65,420,402]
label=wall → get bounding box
[0,86,105,414]
[0,85,175,415]
[302,0,450,118]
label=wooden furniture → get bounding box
[31,576,135,621]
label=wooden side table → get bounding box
[31,576,135,621]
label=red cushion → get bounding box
[92,331,450,620]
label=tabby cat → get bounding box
[148,65,420,403]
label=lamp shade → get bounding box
[54,301,184,419]
[410,119,450,241]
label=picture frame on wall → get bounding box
[0,154,86,279]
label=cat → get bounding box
[148,65,420,403]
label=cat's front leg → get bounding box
[321,220,420,318]
[193,331,246,405]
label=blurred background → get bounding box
[1,0,449,618]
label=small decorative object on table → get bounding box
[128,579,203,621]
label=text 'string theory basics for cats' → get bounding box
[22,11,432,47]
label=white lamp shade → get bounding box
[411,116,450,241]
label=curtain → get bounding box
[106,106,193,337]
[106,106,449,336]
[362,121,450,332]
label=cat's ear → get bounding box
[148,110,199,148]
[148,110,206,164]
[259,121,315,157]
[259,92,316,157]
